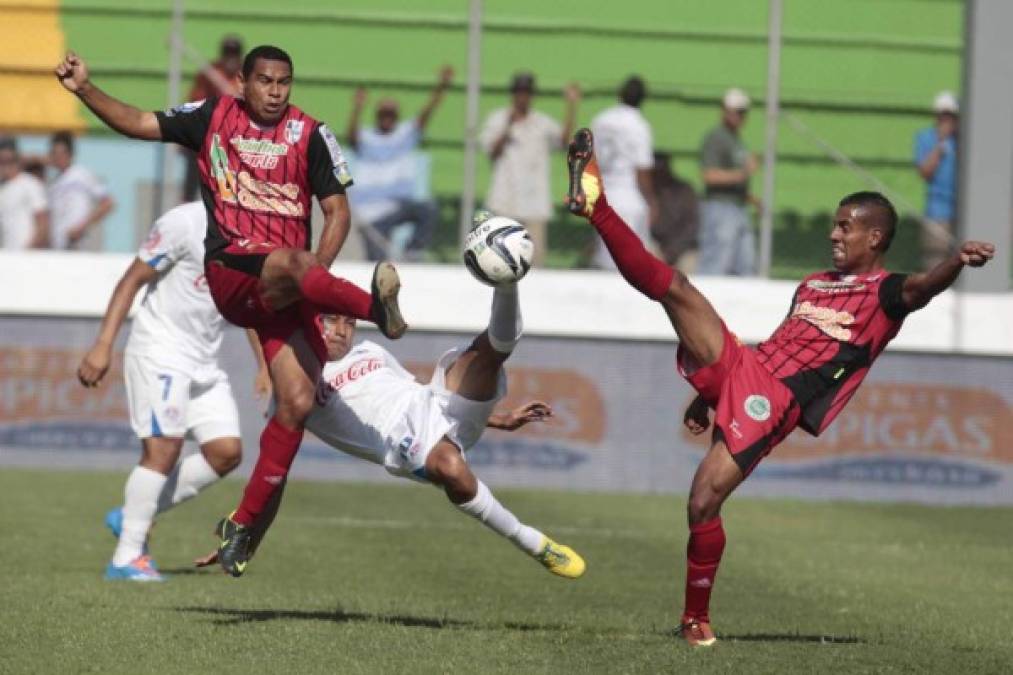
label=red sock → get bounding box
[682,517,726,623]
[590,195,675,301]
[299,265,372,321]
[233,417,304,526]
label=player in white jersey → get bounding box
[590,76,656,269]
[77,201,242,581]
[198,277,586,579]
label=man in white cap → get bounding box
[913,91,958,269]
[696,88,758,276]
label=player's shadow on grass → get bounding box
[721,632,864,645]
[175,606,564,633]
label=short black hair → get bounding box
[619,76,647,107]
[51,130,75,155]
[242,45,293,79]
[0,137,17,155]
[838,190,898,251]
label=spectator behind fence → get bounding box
[913,91,958,270]
[0,138,49,249]
[481,72,580,267]
[48,131,114,250]
[183,35,244,202]
[589,75,656,269]
[696,88,759,276]
[346,66,453,261]
[649,152,699,270]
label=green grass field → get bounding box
[2,469,1011,674]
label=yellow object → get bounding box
[0,0,85,132]
[580,170,601,218]
[534,536,587,579]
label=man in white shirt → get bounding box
[590,76,657,270]
[346,66,453,261]
[48,131,115,251]
[480,73,580,266]
[0,138,49,250]
[199,244,586,579]
[77,202,243,582]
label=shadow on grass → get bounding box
[158,568,210,576]
[723,632,864,645]
[174,606,564,633]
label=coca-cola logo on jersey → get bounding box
[326,358,384,392]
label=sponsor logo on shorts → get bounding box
[398,435,420,463]
[729,419,744,439]
[744,395,771,422]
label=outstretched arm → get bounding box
[416,65,453,132]
[487,401,553,431]
[55,51,162,141]
[901,240,995,312]
[77,259,157,387]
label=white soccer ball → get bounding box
[463,215,534,286]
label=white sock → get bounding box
[487,283,522,354]
[156,452,222,515]
[456,480,544,555]
[112,466,167,566]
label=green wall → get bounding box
[62,0,964,270]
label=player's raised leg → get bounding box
[430,283,585,579]
[566,128,726,368]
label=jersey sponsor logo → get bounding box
[805,279,866,294]
[230,136,289,170]
[209,134,239,203]
[744,395,771,422]
[165,99,206,117]
[284,119,305,145]
[236,171,305,217]
[325,357,384,392]
[792,301,855,341]
[318,124,353,187]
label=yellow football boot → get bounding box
[534,536,586,579]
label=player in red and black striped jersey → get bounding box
[56,46,408,577]
[566,128,995,647]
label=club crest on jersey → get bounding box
[285,119,305,144]
[744,395,771,422]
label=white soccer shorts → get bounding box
[383,346,507,481]
[123,354,240,444]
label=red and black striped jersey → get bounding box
[156,96,353,256]
[755,269,910,436]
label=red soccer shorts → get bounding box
[677,322,801,476]
[205,243,327,365]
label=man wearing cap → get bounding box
[346,66,453,261]
[480,72,580,267]
[913,91,959,269]
[696,88,758,276]
[589,75,657,270]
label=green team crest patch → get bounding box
[744,394,771,422]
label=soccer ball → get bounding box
[463,214,534,286]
